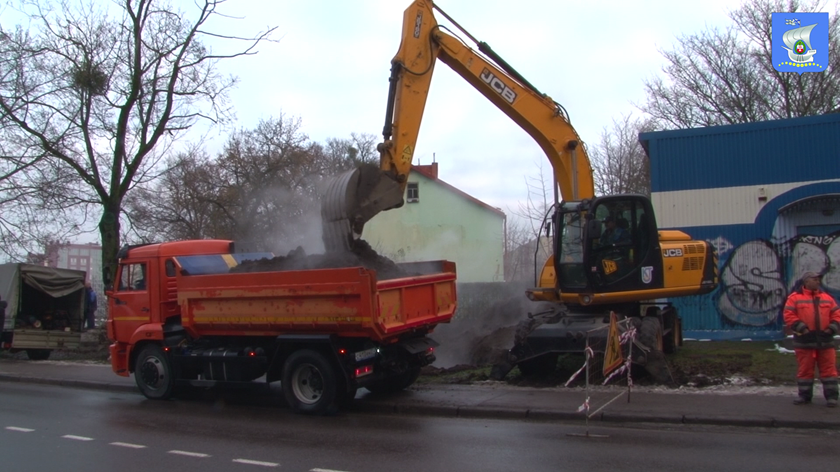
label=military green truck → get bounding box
[0,264,87,360]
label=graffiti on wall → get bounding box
[712,230,840,327]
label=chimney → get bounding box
[414,162,439,179]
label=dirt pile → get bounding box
[231,239,412,280]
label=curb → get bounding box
[2,373,838,431]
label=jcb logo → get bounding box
[663,248,683,258]
[480,68,517,104]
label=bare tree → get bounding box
[127,116,377,255]
[642,0,840,129]
[316,132,380,172]
[128,115,319,250]
[510,161,554,233]
[590,114,653,197]
[0,0,275,282]
[504,162,554,282]
[125,145,220,243]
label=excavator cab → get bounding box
[544,195,666,304]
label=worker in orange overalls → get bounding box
[783,271,840,407]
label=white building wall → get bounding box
[652,178,840,228]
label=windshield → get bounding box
[559,212,584,263]
[556,210,587,288]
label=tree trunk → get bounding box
[98,203,121,290]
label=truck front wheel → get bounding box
[134,344,174,400]
[282,349,339,415]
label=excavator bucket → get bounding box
[320,164,404,252]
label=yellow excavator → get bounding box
[322,0,718,380]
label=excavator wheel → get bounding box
[515,353,559,376]
[661,309,681,355]
[638,317,676,386]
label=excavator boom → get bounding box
[321,0,716,307]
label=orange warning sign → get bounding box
[603,311,623,376]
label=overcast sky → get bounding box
[10,0,834,244]
[201,0,755,221]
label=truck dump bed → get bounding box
[174,258,457,343]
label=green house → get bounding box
[362,164,506,283]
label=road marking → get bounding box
[232,459,279,467]
[62,435,94,441]
[168,450,211,458]
[5,427,34,432]
[110,442,147,449]
[311,469,351,472]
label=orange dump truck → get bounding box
[106,239,456,414]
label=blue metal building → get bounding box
[640,113,840,340]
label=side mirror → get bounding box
[586,218,602,240]
[544,221,552,238]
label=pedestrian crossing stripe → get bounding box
[603,311,623,376]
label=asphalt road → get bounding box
[2,382,839,472]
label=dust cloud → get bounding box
[429,283,534,368]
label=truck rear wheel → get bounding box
[25,349,51,361]
[282,349,339,415]
[134,344,174,400]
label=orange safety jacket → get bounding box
[783,287,840,349]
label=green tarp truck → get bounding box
[0,263,87,360]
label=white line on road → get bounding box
[62,435,94,441]
[311,469,351,472]
[232,459,279,467]
[5,427,35,432]
[168,450,211,458]
[110,442,147,449]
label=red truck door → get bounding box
[109,261,153,343]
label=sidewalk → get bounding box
[1,358,839,430]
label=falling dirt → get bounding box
[230,239,412,280]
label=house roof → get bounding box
[412,163,506,218]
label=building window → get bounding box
[406,182,419,203]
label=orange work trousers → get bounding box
[795,348,838,379]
